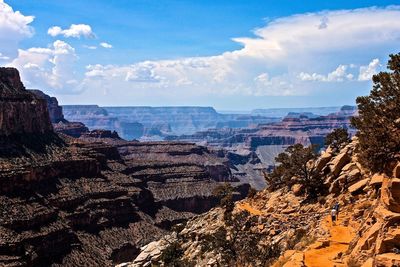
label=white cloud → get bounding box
[0,52,10,60]
[298,59,382,83]
[3,5,400,103]
[100,42,112,48]
[299,64,354,82]
[0,0,34,58]
[83,45,97,50]
[78,6,400,99]
[358,58,380,81]
[47,24,94,38]
[8,40,80,93]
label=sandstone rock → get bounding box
[282,251,305,267]
[329,152,351,177]
[375,253,400,267]
[342,162,357,173]
[370,174,385,186]
[315,151,333,172]
[347,168,362,183]
[361,258,374,267]
[376,228,400,254]
[381,178,400,213]
[348,178,369,194]
[351,222,381,252]
[292,184,304,196]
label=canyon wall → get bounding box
[0,68,53,136]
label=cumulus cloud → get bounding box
[83,45,97,50]
[47,24,94,38]
[299,65,354,82]
[299,59,382,83]
[358,58,380,81]
[4,5,400,103]
[100,42,112,48]
[77,6,400,100]
[8,40,80,93]
[0,0,34,58]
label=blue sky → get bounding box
[2,0,400,110]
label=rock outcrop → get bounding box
[30,89,66,123]
[0,68,53,136]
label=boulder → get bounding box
[315,151,333,172]
[291,184,304,196]
[370,174,385,187]
[329,152,351,177]
[347,168,362,183]
[381,178,400,213]
[348,179,369,194]
[351,222,381,253]
[376,228,400,254]
[342,162,357,173]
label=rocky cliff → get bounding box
[121,137,400,266]
[0,68,53,136]
[0,68,250,267]
[29,90,66,123]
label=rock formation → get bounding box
[0,68,53,136]
[30,89,66,123]
[0,68,250,267]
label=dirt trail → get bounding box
[304,211,355,267]
[237,202,263,216]
[238,201,356,267]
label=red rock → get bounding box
[381,178,400,213]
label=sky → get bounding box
[1,0,400,110]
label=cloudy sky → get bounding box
[2,0,400,110]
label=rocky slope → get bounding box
[0,68,250,267]
[121,136,400,266]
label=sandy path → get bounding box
[304,211,355,267]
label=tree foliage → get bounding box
[199,210,281,266]
[325,128,350,151]
[265,144,323,198]
[351,53,400,173]
[212,183,234,213]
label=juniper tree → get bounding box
[325,128,350,151]
[351,53,400,173]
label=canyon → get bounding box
[60,103,356,190]
[62,105,281,140]
[0,67,361,266]
[0,67,250,266]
